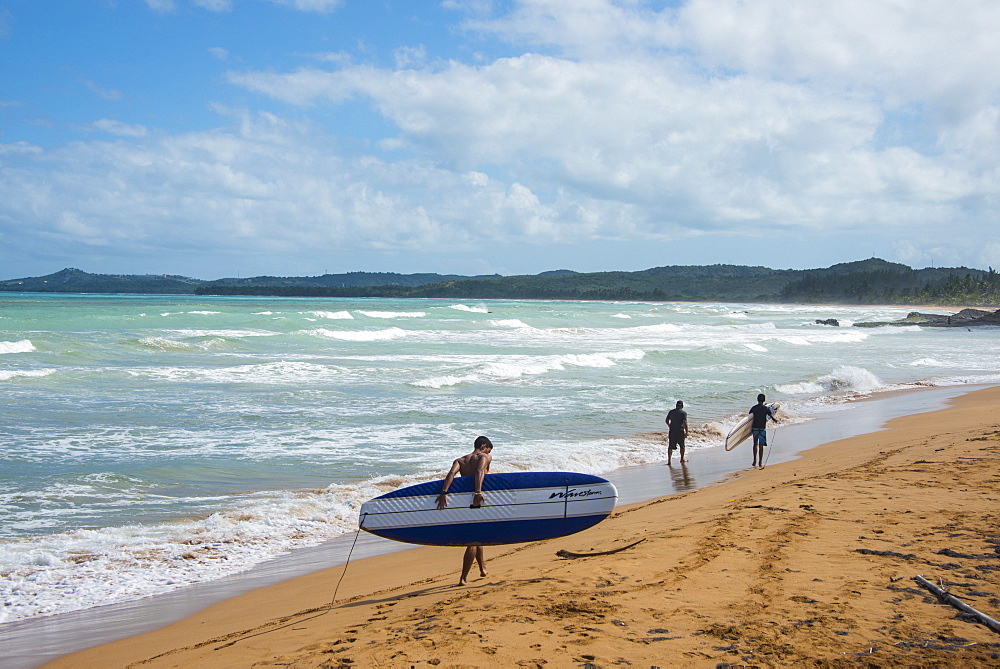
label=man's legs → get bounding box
[751,429,766,468]
[460,546,487,585]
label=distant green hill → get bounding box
[3,260,998,306]
[0,268,205,294]
[195,258,999,306]
[0,268,492,294]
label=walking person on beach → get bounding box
[749,393,779,469]
[435,436,493,585]
[665,400,689,465]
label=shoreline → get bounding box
[2,383,991,667]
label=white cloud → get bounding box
[266,0,344,12]
[461,0,681,58]
[679,0,1000,118]
[81,80,124,102]
[231,51,969,235]
[3,0,999,274]
[92,119,149,138]
[0,112,587,264]
[143,0,176,11]
[144,0,341,13]
[193,0,233,11]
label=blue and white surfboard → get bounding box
[358,471,618,546]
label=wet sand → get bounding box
[39,384,1000,667]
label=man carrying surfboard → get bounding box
[749,393,779,468]
[435,436,493,585]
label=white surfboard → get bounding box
[725,402,779,451]
[358,471,618,546]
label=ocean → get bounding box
[1,292,998,625]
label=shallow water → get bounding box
[1,293,997,628]
[0,385,978,668]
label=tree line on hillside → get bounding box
[195,260,1000,306]
[779,267,1000,305]
[3,261,999,307]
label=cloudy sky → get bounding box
[1,0,998,280]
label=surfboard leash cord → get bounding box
[765,424,778,467]
[213,512,368,650]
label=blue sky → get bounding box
[1,0,998,280]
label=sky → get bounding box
[1,0,998,280]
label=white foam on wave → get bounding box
[490,319,533,328]
[0,340,35,354]
[168,329,280,338]
[611,313,631,319]
[132,361,344,385]
[159,311,221,317]
[356,310,426,319]
[775,365,885,396]
[450,304,489,313]
[773,380,824,395]
[626,323,683,334]
[800,330,868,344]
[0,369,54,382]
[411,349,645,388]
[133,336,232,352]
[910,358,944,366]
[304,311,354,320]
[0,486,372,623]
[0,418,685,624]
[744,343,768,352]
[309,327,407,342]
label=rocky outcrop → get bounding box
[854,308,999,327]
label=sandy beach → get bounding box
[44,386,1000,667]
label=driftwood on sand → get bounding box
[556,539,645,559]
[913,574,1000,634]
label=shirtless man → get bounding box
[435,436,493,585]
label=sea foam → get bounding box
[0,369,54,382]
[449,304,489,313]
[776,366,885,396]
[0,340,35,354]
[309,327,407,341]
[356,310,426,319]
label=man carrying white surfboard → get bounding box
[435,436,493,585]
[749,393,780,469]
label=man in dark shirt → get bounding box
[749,393,778,468]
[665,400,689,465]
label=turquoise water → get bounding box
[1,293,997,622]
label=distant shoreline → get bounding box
[4,259,1000,307]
